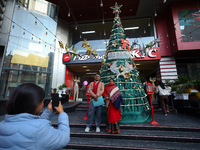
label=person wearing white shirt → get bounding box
[156,81,171,116]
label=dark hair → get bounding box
[95,73,100,76]
[109,78,114,82]
[6,83,45,114]
[158,81,166,89]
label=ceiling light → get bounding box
[86,73,97,74]
[148,18,151,26]
[154,11,157,17]
[75,26,77,30]
[82,31,95,34]
[68,11,70,17]
[86,69,90,71]
[100,0,103,7]
[102,19,105,24]
[124,27,139,30]
[82,66,87,68]
[163,0,166,3]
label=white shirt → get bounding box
[156,85,171,96]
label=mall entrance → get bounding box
[66,60,159,99]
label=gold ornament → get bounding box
[86,46,92,55]
[82,39,87,47]
[65,44,68,52]
[58,41,64,49]
[112,42,117,47]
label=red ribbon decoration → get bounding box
[121,38,131,51]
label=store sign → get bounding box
[63,48,160,64]
[63,51,105,64]
[63,54,71,62]
[133,47,161,61]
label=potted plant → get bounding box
[165,79,178,96]
[58,85,63,97]
[189,92,199,100]
[176,75,193,94]
[53,88,57,93]
[192,78,200,99]
[174,88,189,100]
[62,83,67,94]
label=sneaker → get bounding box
[165,114,167,116]
[167,110,169,113]
[96,127,100,133]
[85,127,90,133]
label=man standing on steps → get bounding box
[85,73,104,133]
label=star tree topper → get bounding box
[110,2,123,14]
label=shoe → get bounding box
[96,127,100,133]
[167,110,169,113]
[165,114,167,116]
[85,127,90,133]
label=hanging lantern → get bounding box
[146,82,154,95]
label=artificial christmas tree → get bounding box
[100,2,152,123]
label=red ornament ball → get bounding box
[126,87,128,89]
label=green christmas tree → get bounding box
[100,2,152,123]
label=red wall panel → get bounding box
[65,68,75,100]
[155,13,171,57]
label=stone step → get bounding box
[64,143,171,150]
[69,127,200,138]
[52,123,200,132]
[69,132,200,143]
[63,137,200,150]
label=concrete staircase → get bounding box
[53,101,199,150]
[52,122,200,150]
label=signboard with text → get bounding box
[63,47,161,64]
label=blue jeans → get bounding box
[86,101,102,128]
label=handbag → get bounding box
[92,96,105,107]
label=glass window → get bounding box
[0,0,58,98]
[178,10,200,42]
[16,0,58,22]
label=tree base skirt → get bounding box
[101,109,152,123]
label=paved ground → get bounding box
[1,103,200,128]
[65,110,200,127]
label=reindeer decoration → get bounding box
[149,77,157,101]
[73,77,80,102]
